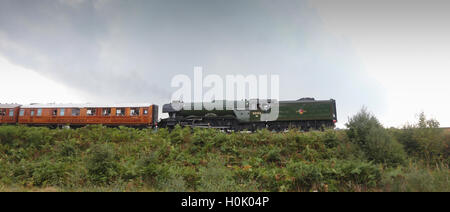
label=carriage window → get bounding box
[60,109,65,116]
[37,109,42,116]
[143,109,148,115]
[0,109,5,116]
[130,108,140,116]
[9,110,14,117]
[52,109,57,116]
[31,110,35,116]
[102,108,111,116]
[72,108,80,116]
[116,108,125,116]
[87,108,96,116]
[20,109,24,116]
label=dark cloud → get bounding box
[0,0,385,123]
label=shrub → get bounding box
[197,159,239,192]
[137,152,170,188]
[287,159,382,191]
[0,124,447,192]
[365,127,406,166]
[32,160,67,187]
[0,125,20,146]
[394,112,447,163]
[321,129,339,148]
[346,107,383,148]
[333,160,382,187]
[264,146,282,163]
[287,161,323,190]
[168,125,184,145]
[56,139,78,158]
[382,162,450,192]
[346,108,406,166]
[86,143,120,184]
[336,135,365,160]
[10,160,35,185]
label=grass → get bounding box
[0,111,448,192]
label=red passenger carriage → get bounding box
[16,103,158,128]
[0,104,21,124]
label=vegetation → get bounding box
[0,111,448,192]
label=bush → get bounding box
[263,146,282,163]
[287,161,324,190]
[0,125,20,146]
[346,107,383,148]
[32,161,67,186]
[286,159,382,191]
[394,112,447,163]
[56,139,78,158]
[321,129,339,148]
[137,152,170,189]
[333,160,382,187]
[86,143,120,184]
[346,108,406,166]
[0,124,447,192]
[197,156,254,192]
[382,163,450,192]
[365,127,406,166]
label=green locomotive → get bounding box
[159,98,337,131]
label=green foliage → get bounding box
[346,107,383,147]
[0,120,447,191]
[382,162,450,192]
[364,127,406,166]
[321,129,340,148]
[393,112,448,163]
[137,152,169,188]
[346,108,406,166]
[286,159,382,191]
[31,160,67,186]
[265,146,282,163]
[56,139,78,158]
[86,143,120,184]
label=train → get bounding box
[0,98,337,131]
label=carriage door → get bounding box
[0,108,4,122]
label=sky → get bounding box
[0,0,449,128]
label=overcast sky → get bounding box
[0,0,449,127]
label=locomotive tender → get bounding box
[1,98,337,131]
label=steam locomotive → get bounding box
[159,98,337,131]
[0,98,337,131]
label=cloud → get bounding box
[58,0,86,7]
[309,0,450,127]
[0,0,385,126]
